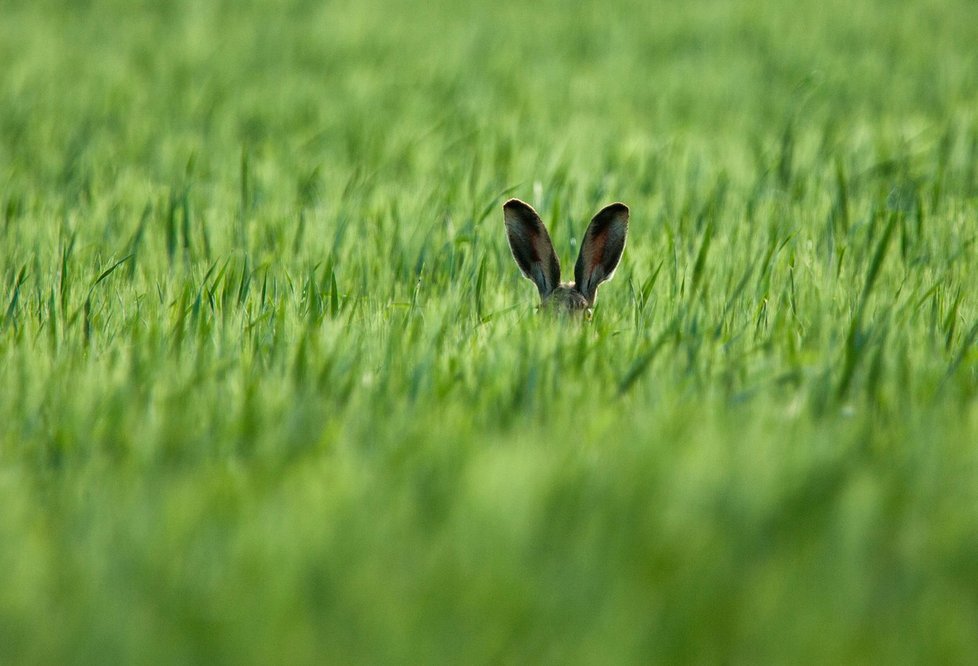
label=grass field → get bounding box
[2,0,978,662]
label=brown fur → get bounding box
[541,284,590,312]
[504,198,629,315]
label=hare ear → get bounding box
[504,198,561,299]
[574,203,629,304]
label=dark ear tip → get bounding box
[603,202,629,216]
[503,198,531,211]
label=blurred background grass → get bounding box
[2,0,978,663]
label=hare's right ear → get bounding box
[503,198,561,299]
[574,203,628,304]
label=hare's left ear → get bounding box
[504,198,561,299]
[574,203,629,304]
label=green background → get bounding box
[2,0,978,662]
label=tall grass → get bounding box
[2,0,978,662]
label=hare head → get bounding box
[503,198,629,315]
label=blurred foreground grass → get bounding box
[2,0,978,662]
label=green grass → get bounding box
[2,0,978,662]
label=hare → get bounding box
[503,198,629,314]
